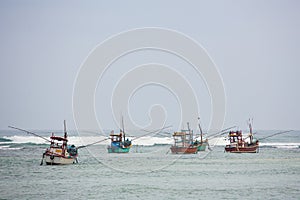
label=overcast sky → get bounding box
[0,1,299,130]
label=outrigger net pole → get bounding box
[131,125,173,141]
[8,126,51,142]
[77,138,111,149]
[206,126,237,140]
[259,130,293,141]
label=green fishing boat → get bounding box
[196,141,207,151]
[193,117,209,152]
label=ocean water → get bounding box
[0,130,299,199]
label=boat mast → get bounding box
[63,120,67,154]
[122,116,125,142]
[187,122,192,144]
[64,120,67,139]
[248,118,253,143]
[198,117,203,143]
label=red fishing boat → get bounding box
[225,119,259,153]
[170,123,198,154]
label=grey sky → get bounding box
[0,1,299,130]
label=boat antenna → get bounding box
[198,117,203,143]
[187,122,190,132]
[8,126,51,142]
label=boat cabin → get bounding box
[228,131,243,144]
[110,133,123,143]
[173,130,193,147]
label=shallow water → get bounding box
[0,130,299,199]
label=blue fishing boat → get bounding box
[107,117,132,153]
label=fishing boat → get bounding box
[225,119,259,153]
[170,123,198,154]
[9,120,78,165]
[107,132,132,153]
[42,120,78,165]
[193,117,208,151]
[194,138,208,151]
[107,117,132,153]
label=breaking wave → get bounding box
[0,137,12,142]
[0,135,299,150]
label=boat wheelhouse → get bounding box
[170,124,198,154]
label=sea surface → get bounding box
[0,130,299,199]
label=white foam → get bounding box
[208,137,228,146]
[2,135,300,149]
[260,142,300,149]
[3,136,47,144]
[130,136,173,146]
[0,146,23,150]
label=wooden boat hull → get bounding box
[225,144,259,153]
[170,146,198,154]
[45,155,76,165]
[107,146,131,153]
